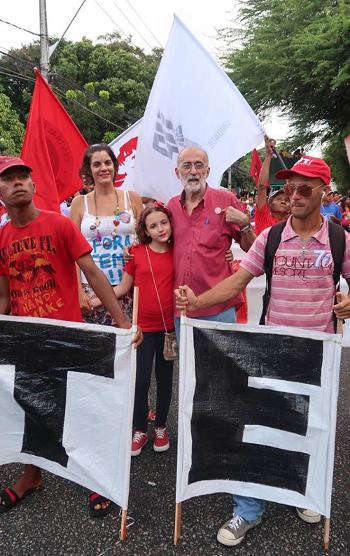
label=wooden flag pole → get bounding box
[132,286,139,327]
[174,502,182,545]
[324,518,330,550]
[120,510,128,541]
[324,317,343,549]
[174,305,186,546]
[120,287,139,541]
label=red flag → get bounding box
[250,149,262,187]
[21,69,87,212]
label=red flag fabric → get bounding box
[250,148,262,187]
[21,69,87,212]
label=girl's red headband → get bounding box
[142,201,171,222]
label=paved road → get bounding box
[0,349,349,556]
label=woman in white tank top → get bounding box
[70,143,143,325]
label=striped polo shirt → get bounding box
[240,216,350,333]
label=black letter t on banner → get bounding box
[0,321,116,468]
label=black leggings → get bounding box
[134,330,174,432]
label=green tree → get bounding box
[323,136,350,194]
[220,0,350,188]
[0,90,25,155]
[220,153,256,192]
[0,34,161,144]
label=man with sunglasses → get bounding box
[175,155,350,547]
[321,188,342,224]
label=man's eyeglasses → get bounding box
[283,182,324,198]
[180,162,207,171]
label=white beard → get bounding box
[183,177,206,195]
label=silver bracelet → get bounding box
[240,223,251,234]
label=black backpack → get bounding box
[259,219,346,331]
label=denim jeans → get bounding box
[174,306,236,344]
[233,495,265,523]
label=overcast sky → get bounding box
[0,0,297,146]
[1,0,238,56]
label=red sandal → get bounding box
[0,485,41,514]
[89,492,115,518]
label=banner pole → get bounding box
[324,517,330,550]
[120,509,128,540]
[323,318,342,549]
[119,286,139,541]
[174,307,186,546]
[132,286,139,327]
[174,502,182,545]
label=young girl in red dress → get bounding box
[112,202,175,456]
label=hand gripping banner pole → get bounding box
[120,286,139,541]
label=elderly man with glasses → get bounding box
[168,146,257,340]
[175,155,350,547]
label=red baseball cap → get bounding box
[0,156,33,176]
[274,156,331,185]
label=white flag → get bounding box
[109,119,142,191]
[134,15,264,203]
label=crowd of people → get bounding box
[0,138,349,548]
[237,137,350,241]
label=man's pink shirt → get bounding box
[169,186,244,318]
[240,216,350,333]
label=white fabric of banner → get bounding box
[0,315,136,510]
[176,317,341,518]
[134,15,264,203]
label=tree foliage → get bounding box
[0,90,25,155]
[323,136,350,194]
[219,151,257,193]
[220,0,350,188]
[0,33,161,144]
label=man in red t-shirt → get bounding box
[0,156,142,516]
[254,135,291,235]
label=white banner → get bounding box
[0,315,136,510]
[109,119,142,191]
[134,15,264,203]
[176,317,341,518]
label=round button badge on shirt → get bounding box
[214,207,222,215]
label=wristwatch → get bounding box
[240,223,251,234]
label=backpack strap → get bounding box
[259,220,287,325]
[328,220,346,332]
[328,220,345,287]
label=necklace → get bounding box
[94,190,121,241]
